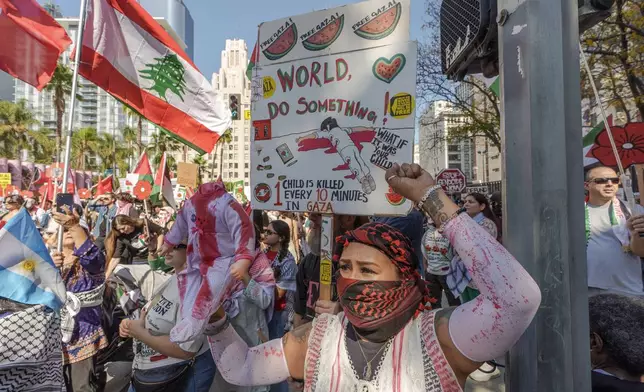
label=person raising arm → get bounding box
[206,163,541,390]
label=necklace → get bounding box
[351,325,392,381]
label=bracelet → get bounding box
[203,316,229,336]
[415,185,444,212]
[437,207,467,233]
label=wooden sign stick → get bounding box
[319,214,334,301]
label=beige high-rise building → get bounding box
[207,39,252,185]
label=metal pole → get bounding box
[57,0,90,252]
[498,0,591,391]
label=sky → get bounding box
[40,0,428,78]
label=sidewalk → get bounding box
[465,369,505,392]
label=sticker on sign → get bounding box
[436,168,466,194]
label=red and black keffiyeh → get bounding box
[333,222,433,340]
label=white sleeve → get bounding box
[444,214,541,362]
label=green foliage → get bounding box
[0,100,38,158]
[147,129,181,172]
[581,0,644,122]
[44,62,73,160]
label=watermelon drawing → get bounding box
[373,54,406,84]
[263,23,298,61]
[302,15,345,51]
[385,187,406,206]
[354,3,402,40]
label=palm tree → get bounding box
[29,128,57,163]
[192,155,207,185]
[147,129,181,171]
[0,100,38,158]
[122,125,138,170]
[45,63,73,162]
[71,127,100,170]
[122,104,144,155]
[96,133,129,175]
[211,128,233,180]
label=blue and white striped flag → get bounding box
[0,208,66,310]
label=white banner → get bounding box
[250,41,417,215]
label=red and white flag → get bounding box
[78,0,231,154]
[0,0,72,90]
[93,175,114,196]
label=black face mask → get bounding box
[337,276,423,343]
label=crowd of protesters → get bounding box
[0,163,642,392]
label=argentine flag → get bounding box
[0,209,66,310]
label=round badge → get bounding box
[254,183,271,203]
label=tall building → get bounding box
[13,4,192,147]
[208,39,251,185]
[418,100,502,183]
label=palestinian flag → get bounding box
[246,42,259,81]
[151,152,176,209]
[133,152,154,185]
[78,0,231,154]
[583,116,614,168]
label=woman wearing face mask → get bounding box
[104,215,165,278]
[49,205,107,392]
[205,163,541,391]
[119,241,216,392]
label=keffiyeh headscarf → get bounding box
[333,222,433,342]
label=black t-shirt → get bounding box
[592,371,644,392]
[114,220,164,264]
[294,253,338,321]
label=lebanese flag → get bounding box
[151,152,176,209]
[78,0,231,154]
[0,0,72,90]
[133,151,154,185]
[93,175,114,196]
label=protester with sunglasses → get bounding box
[585,166,644,298]
[0,194,23,230]
[119,241,216,392]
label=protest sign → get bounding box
[437,169,466,194]
[177,163,199,188]
[256,0,410,66]
[251,40,416,215]
[0,173,11,187]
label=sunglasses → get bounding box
[174,244,187,250]
[589,177,620,185]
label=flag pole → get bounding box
[57,0,90,252]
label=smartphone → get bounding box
[55,193,75,214]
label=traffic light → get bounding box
[229,94,240,121]
[579,0,614,33]
[440,0,499,81]
[439,0,615,81]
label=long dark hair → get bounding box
[467,193,501,238]
[269,220,291,262]
[104,215,146,261]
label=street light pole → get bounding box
[498,0,591,390]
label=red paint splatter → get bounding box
[297,129,376,153]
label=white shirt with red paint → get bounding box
[164,182,256,343]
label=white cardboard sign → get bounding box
[250,41,417,215]
[257,0,410,66]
